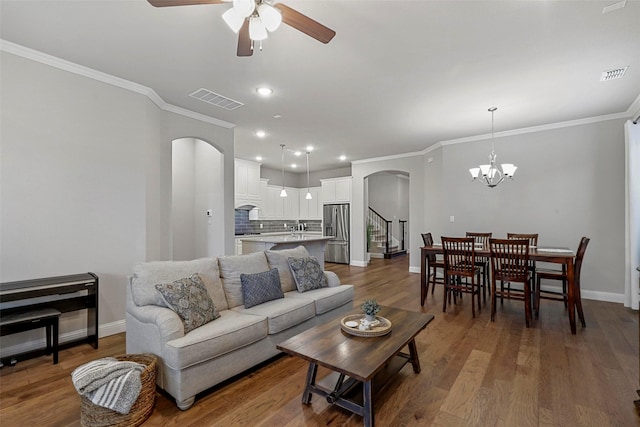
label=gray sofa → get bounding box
[125,246,354,410]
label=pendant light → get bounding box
[305,151,312,200]
[469,107,517,188]
[280,144,287,197]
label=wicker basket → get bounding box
[80,354,158,427]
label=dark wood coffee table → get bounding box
[277,306,434,426]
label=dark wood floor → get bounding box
[1,256,638,426]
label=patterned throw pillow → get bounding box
[240,268,284,308]
[155,274,220,334]
[287,256,327,292]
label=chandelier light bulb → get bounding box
[306,191,312,200]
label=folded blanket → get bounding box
[72,357,145,414]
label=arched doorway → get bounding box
[171,138,225,260]
[365,171,410,260]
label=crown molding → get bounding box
[627,92,640,119]
[439,111,632,147]
[0,39,235,129]
[351,149,427,165]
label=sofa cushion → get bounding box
[155,274,220,334]
[265,246,310,292]
[285,285,355,314]
[218,252,270,309]
[131,258,227,311]
[241,268,284,308]
[288,256,327,292]
[164,310,268,370]
[232,296,315,334]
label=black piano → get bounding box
[0,273,98,363]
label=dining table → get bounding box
[420,243,579,334]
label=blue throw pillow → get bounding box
[287,256,327,292]
[240,268,284,308]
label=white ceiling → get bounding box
[2,0,639,172]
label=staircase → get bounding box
[367,208,407,259]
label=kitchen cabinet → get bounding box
[234,159,261,207]
[299,187,322,219]
[321,177,352,203]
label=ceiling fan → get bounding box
[148,0,336,57]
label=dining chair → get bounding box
[441,237,482,318]
[465,232,492,305]
[506,233,538,303]
[534,237,590,327]
[421,232,445,297]
[489,238,533,327]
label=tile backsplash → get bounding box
[235,210,321,235]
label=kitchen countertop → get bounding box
[238,234,334,243]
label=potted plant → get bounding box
[361,299,380,322]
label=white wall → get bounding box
[172,139,196,260]
[0,51,235,352]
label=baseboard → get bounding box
[409,266,421,274]
[0,319,126,358]
[350,260,368,267]
[369,253,384,259]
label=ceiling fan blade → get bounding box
[148,0,225,7]
[237,20,253,57]
[274,3,336,44]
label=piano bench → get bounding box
[0,308,61,365]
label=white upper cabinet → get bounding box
[321,177,352,203]
[235,159,261,207]
[298,187,322,220]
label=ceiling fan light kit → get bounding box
[148,0,335,57]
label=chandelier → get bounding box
[468,107,517,188]
[222,0,282,44]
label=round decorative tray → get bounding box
[340,314,392,337]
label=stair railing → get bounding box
[399,220,407,251]
[368,207,392,254]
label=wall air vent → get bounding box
[600,67,628,81]
[189,88,244,110]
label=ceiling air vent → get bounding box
[600,67,628,81]
[189,88,244,110]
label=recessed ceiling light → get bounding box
[291,163,297,169]
[255,130,266,138]
[256,87,273,96]
[256,156,263,161]
[339,155,347,161]
[306,145,314,152]
[273,114,282,119]
[294,151,302,156]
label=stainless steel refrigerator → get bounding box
[324,204,350,264]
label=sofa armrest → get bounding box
[126,278,184,342]
[324,271,341,287]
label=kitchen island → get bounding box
[240,234,334,268]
